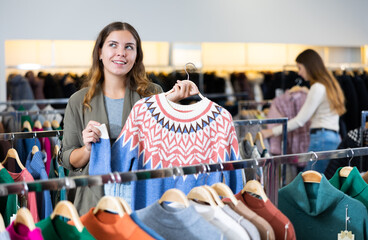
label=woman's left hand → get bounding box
[166,80,199,102]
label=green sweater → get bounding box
[36,216,95,240]
[329,166,368,209]
[278,173,368,240]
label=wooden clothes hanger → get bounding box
[53,145,60,159]
[51,120,60,129]
[0,213,5,233]
[50,201,84,232]
[43,120,51,128]
[187,186,217,207]
[158,188,190,207]
[254,132,266,150]
[2,148,25,170]
[211,182,238,205]
[302,152,322,183]
[93,196,125,217]
[14,207,35,231]
[115,197,132,215]
[32,145,39,155]
[34,120,42,129]
[23,120,32,132]
[244,132,254,147]
[242,180,268,202]
[203,185,224,207]
[302,170,322,183]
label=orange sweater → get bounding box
[70,208,155,240]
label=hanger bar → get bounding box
[0,109,65,117]
[0,98,69,106]
[238,100,273,106]
[1,147,368,197]
[233,118,288,126]
[0,130,63,141]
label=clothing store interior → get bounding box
[1,1,368,239]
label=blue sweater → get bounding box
[26,151,53,219]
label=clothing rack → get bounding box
[1,147,367,205]
[0,130,63,141]
[233,118,288,155]
[0,98,69,106]
[0,109,65,132]
[234,118,288,204]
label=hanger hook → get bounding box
[199,163,207,184]
[204,163,211,185]
[217,161,225,184]
[21,181,29,208]
[184,62,197,80]
[309,151,318,170]
[64,177,71,189]
[109,172,116,184]
[113,171,122,184]
[33,132,37,145]
[173,166,183,188]
[347,148,354,167]
[11,133,15,148]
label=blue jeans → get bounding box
[303,129,341,173]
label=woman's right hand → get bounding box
[82,120,101,152]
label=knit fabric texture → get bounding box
[114,93,243,209]
[136,201,224,240]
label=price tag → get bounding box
[338,230,354,240]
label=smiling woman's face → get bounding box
[99,30,137,80]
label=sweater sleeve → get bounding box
[272,83,325,136]
[111,100,143,172]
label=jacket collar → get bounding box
[280,172,345,216]
[329,167,368,198]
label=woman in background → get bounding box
[261,49,346,173]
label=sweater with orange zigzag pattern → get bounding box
[112,93,243,210]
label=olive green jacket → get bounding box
[60,83,162,215]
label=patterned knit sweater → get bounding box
[111,93,243,210]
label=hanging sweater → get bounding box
[329,167,368,209]
[111,93,243,210]
[136,201,224,240]
[0,168,17,227]
[6,222,43,240]
[25,151,53,220]
[36,216,94,240]
[7,169,39,223]
[71,208,156,240]
[278,173,368,240]
[235,191,296,240]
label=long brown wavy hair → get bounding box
[83,21,157,111]
[296,49,346,116]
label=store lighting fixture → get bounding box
[17,63,42,70]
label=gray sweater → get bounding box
[136,201,225,240]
